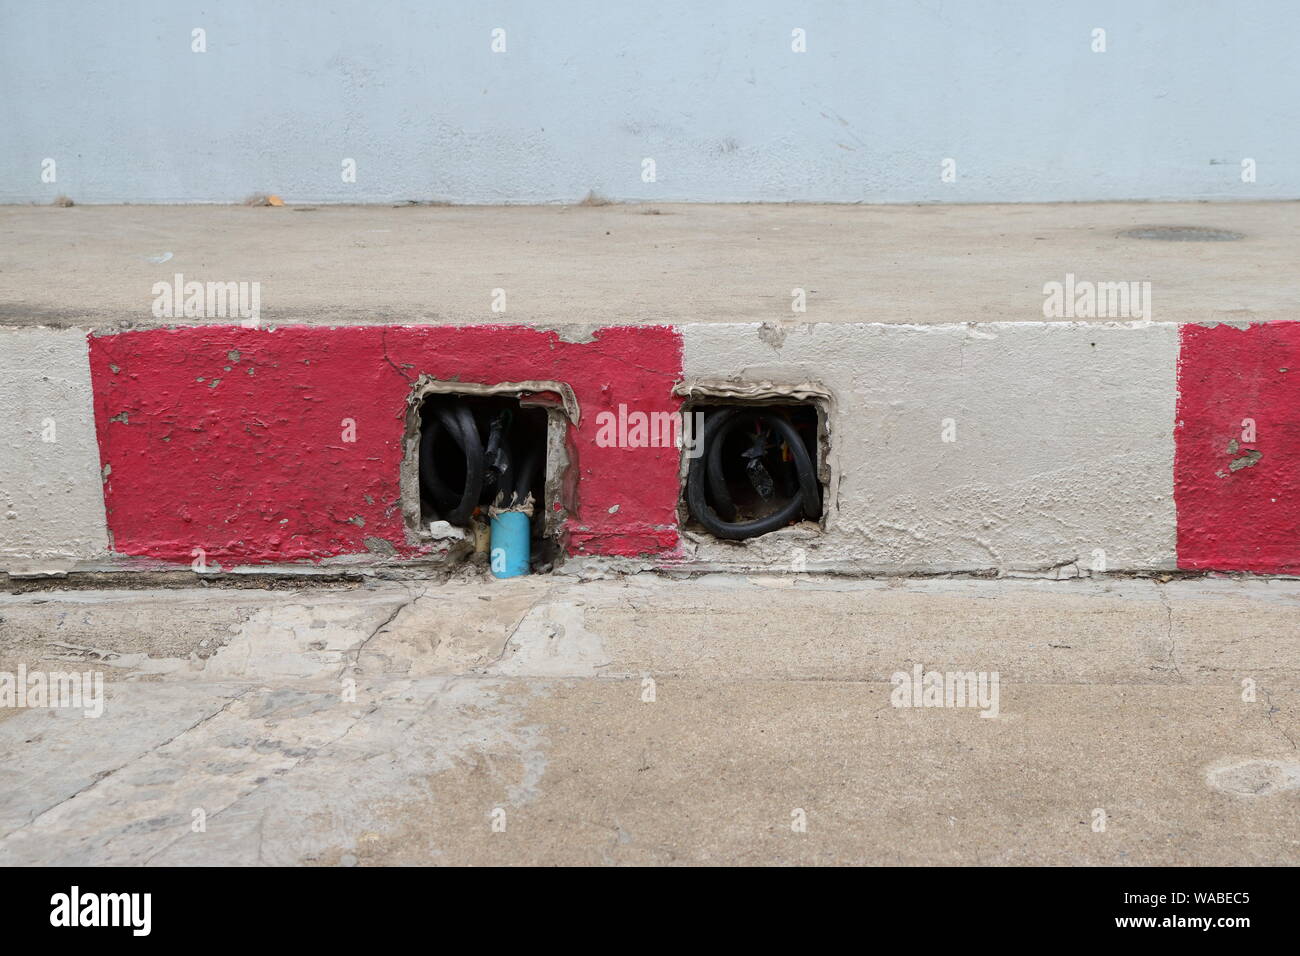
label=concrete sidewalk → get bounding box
[1,201,1295,329]
[1,574,1296,865]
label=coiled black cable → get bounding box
[686,407,821,540]
[419,404,484,525]
[419,403,543,526]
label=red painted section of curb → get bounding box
[89,325,683,565]
[1175,322,1300,574]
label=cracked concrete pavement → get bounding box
[1,573,1297,865]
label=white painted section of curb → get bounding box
[0,328,109,571]
[679,322,1179,574]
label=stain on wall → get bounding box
[88,325,683,566]
[1175,322,1300,574]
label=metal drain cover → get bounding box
[1119,226,1245,241]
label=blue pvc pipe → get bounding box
[490,511,531,578]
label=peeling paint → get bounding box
[1227,450,1263,472]
[756,322,788,350]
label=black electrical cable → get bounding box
[483,411,514,505]
[512,448,541,506]
[419,418,455,513]
[686,407,820,540]
[420,403,544,523]
[419,404,485,526]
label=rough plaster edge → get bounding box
[672,380,834,404]
[403,376,580,424]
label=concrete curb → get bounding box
[1,319,1296,577]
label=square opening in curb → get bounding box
[678,392,829,542]
[401,380,577,570]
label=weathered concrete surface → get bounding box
[679,321,1178,574]
[1,575,1296,865]
[2,202,1295,329]
[0,328,109,570]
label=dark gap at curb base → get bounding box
[0,568,1245,594]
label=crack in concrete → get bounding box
[485,587,558,670]
[0,687,251,842]
[342,585,426,678]
[381,327,413,383]
[140,696,384,866]
[1153,581,1185,681]
[1259,688,1298,751]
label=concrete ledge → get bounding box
[1,202,1296,328]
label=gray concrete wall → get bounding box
[2,0,1296,204]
